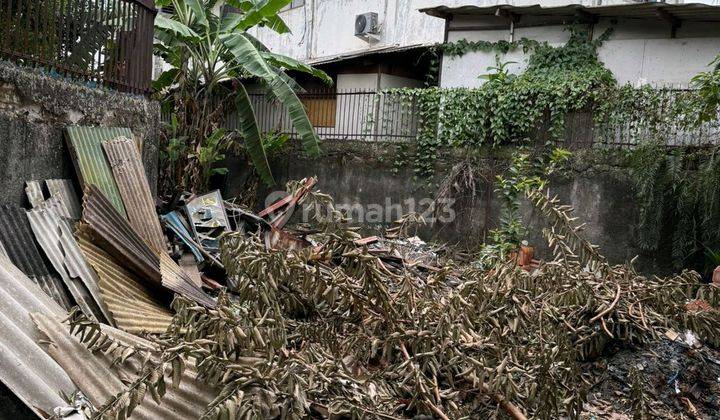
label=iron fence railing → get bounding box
[223,90,420,142]
[0,0,156,94]
[218,89,720,149]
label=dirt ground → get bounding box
[584,337,720,419]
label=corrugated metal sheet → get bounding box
[0,257,77,418]
[46,179,82,220]
[102,136,166,252]
[33,313,219,420]
[83,185,216,308]
[25,180,45,209]
[65,126,130,218]
[420,3,720,21]
[77,230,172,334]
[159,252,216,308]
[27,204,114,325]
[0,205,72,310]
[162,211,204,263]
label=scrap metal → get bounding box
[65,126,131,218]
[27,204,114,325]
[45,179,82,220]
[33,313,219,420]
[102,136,167,252]
[82,185,215,308]
[185,190,230,253]
[25,180,45,209]
[0,205,72,310]
[77,231,172,334]
[0,257,78,418]
[162,211,205,263]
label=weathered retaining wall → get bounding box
[225,141,660,272]
[0,60,160,206]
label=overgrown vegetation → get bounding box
[154,0,330,193]
[67,183,720,419]
[627,143,720,272]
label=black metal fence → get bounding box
[219,89,720,148]
[0,0,156,94]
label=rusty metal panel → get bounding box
[25,180,45,209]
[46,179,82,220]
[27,204,114,325]
[0,205,72,310]
[65,126,131,218]
[82,185,215,308]
[33,314,218,420]
[77,231,171,335]
[0,258,77,418]
[102,136,166,252]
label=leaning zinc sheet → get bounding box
[102,137,166,252]
[0,205,72,310]
[33,313,219,420]
[0,257,77,418]
[46,179,82,220]
[77,231,172,334]
[27,204,114,325]
[65,126,130,218]
[82,186,216,308]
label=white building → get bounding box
[250,1,720,90]
[423,2,720,88]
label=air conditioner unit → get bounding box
[355,12,379,37]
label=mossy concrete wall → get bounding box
[0,60,160,206]
[225,141,660,272]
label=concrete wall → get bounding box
[442,17,720,88]
[223,141,666,273]
[0,60,160,207]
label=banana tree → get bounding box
[154,0,331,189]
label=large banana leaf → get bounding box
[235,0,292,31]
[155,14,199,38]
[235,85,274,185]
[262,52,332,85]
[221,32,320,157]
[186,0,209,27]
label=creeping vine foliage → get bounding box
[628,143,720,271]
[67,187,720,420]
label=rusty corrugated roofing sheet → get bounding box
[65,126,130,218]
[0,205,72,310]
[77,230,172,334]
[102,136,166,252]
[0,257,77,418]
[27,204,114,325]
[46,179,82,220]
[82,186,216,308]
[33,313,219,420]
[25,180,45,209]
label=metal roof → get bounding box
[46,179,82,220]
[33,313,219,420]
[65,126,131,218]
[309,43,434,65]
[0,257,76,418]
[102,137,167,253]
[0,205,72,310]
[82,186,216,308]
[77,231,172,334]
[25,181,45,209]
[27,204,114,325]
[419,2,720,22]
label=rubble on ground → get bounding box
[0,126,718,419]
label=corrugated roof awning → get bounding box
[420,2,720,22]
[309,43,434,66]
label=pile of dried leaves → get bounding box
[68,186,720,419]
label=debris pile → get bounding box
[0,126,718,419]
